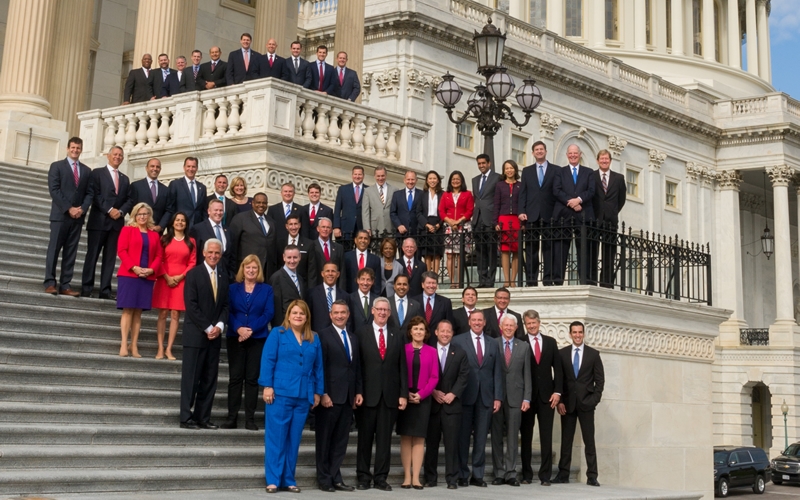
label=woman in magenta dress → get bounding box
[493,160,522,287]
[152,212,196,360]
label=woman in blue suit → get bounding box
[221,254,274,431]
[259,299,324,493]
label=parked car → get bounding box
[771,442,800,485]
[714,446,770,497]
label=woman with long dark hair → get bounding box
[416,170,444,274]
[494,160,522,287]
[439,171,474,288]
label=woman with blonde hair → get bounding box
[229,176,253,215]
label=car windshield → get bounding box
[714,451,729,465]
[785,444,800,456]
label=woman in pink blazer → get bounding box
[396,316,439,489]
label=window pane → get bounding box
[566,0,582,37]
[626,170,639,197]
[529,0,547,28]
[665,181,677,207]
[457,122,473,151]
[511,135,528,165]
[645,0,652,45]
[605,0,618,40]
[693,0,702,55]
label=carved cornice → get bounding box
[716,170,742,191]
[767,165,794,187]
[607,135,627,159]
[648,149,667,171]
[739,192,765,213]
[539,112,561,140]
[373,68,401,97]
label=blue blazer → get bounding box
[167,178,207,226]
[309,60,336,95]
[333,67,361,101]
[333,183,367,236]
[227,282,275,340]
[552,164,596,222]
[390,188,424,235]
[259,326,324,405]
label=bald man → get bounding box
[261,38,285,79]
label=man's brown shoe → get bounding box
[44,286,58,295]
[59,289,80,297]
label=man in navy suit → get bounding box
[518,141,559,286]
[128,158,169,233]
[390,171,423,238]
[154,53,181,98]
[123,53,156,104]
[397,238,426,297]
[472,154,503,288]
[300,183,333,240]
[198,46,227,90]
[267,182,302,246]
[260,38,285,79]
[333,166,367,240]
[308,217,343,289]
[270,245,306,326]
[306,262,349,334]
[203,174,237,228]
[552,144,595,285]
[44,137,92,296]
[591,149,626,287]
[309,45,336,95]
[81,146,133,299]
[346,268,380,333]
[166,157,207,227]
[281,41,312,88]
[226,33,260,85]
[185,50,204,92]
[332,51,361,101]
[412,272,454,344]
[342,230,381,296]
[190,199,233,280]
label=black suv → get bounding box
[771,442,800,484]
[714,446,770,497]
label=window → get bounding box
[529,0,547,28]
[511,135,528,165]
[626,168,640,198]
[665,180,678,208]
[692,0,702,56]
[645,0,652,45]
[565,0,583,37]
[714,1,721,62]
[456,121,474,151]
[666,0,672,48]
[605,0,619,40]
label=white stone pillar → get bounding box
[656,0,668,53]
[715,170,748,345]
[756,0,770,82]
[745,0,758,76]
[508,0,526,21]
[335,0,366,82]
[767,165,797,345]
[255,0,297,56]
[634,0,647,50]
[647,150,666,234]
[684,163,700,242]
[727,0,741,68]
[548,0,564,36]
[590,0,605,48]
[132,0,199,67]
[670,0,684,56]
[702,0,715,61]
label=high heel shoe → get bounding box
[166,352,177,360]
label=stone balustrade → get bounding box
[714,92,800,126]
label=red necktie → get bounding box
[498,309,504,324]
[425,297,433,323]
[407,259,412,275]
[310,205,316,225]
[318,62,324,91]
[378,328,386,360]
[534,336,541,364]
[476,335,483,365]
[339,68,344,85]
[354,184,360,202]
[244,50,250,71]
[72,162,79,187]
[211,61,216,72]
[505,340,511,367]
[269,55,274,68]
[323,241,330,261]
[358,253,365,270]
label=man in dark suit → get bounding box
[174,56,189,93]
[518,141,559,286]
[354,297,408,491]
[552,144,596,285]
[347,268,379,333]
[482,287,524,339]
[591,149,626,287]
[332,51,361,101]
[189,199,233,279]
[387,275,422,336]
[413,271,454,344]
[333,166,367,240]
[281,215,316,285]
[281,40,312,88]
[472,154,503,288]
[203,174,237,228]
[307,217,343,289]
[185,50,204,92]
[260,38,285,79]
[451,287,478,336]
[226,33,260,85]
[228,192,278,279]
[270,245,306,326]
[267,182,302,247]
[555,321,604,486]
[81,146,132,299]
[309,45,336,95]
[342,230,381,295]
[316,300,362,492]
[44,137,92,296]
[128,158,169,233]
[166,157,207,226]
[397,237,426,297]
[154,53,181,98]
[123,53,155,104]
[299,182,333,240]
[423,320,470,489]
[518,309,563,486]
[197,46,227,90]
[450,310,504,487]
[179,239,229,430]
[306,262,348,334]
[390,171,423,239]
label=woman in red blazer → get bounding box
[116,202,163,358]
[439,170,474,288]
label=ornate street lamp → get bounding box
[435,17,542,166]
[782,399,789,451]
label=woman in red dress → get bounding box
[493,160,522,287]
[439,171,474,288]
[152,212,196,360]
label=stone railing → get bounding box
[299,0,337,18]
[618,65,650,91]
[553,37,609,74]
[731,97,769,115]
[449,0,494,25]
[714,93,800,126]
[504,16,542,47]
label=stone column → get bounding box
[647,150,667,234]
[767,165,797,345]
[132,0,199,67]
[655,0,668,53]
[589,0,605,48]
[745,0,758,76]
[756,0,770,82]
[547,0,564,36]
[670,0,684,56]
[335,0,366,80]
[255,0,297,55]
[47,0,93,136]
[715,170,748,345]
[684,163,701,242]
[508,0,526,21]
[702,0,715,61]
[0,0,58,117]
[727,0,741,68]
[634,0,647,50]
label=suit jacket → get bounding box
[553,164,596,222]
[270,267,306,326]
[197,59,227,90]
[438,190,474,222]
[123,67,155,103]
[413,293,454,344]
[308,238,344,289]
[416,190,444,233]
[355,323,409,407]
[184,66,202,92]
[451,332,504,407]
[86,167,133,232]
[189,219,234,278]
[281,56,312,88]
[342,250,382,295]
[333,183,367,236]
[299,203,334,240]
[347,290,379,333]
[405,344,439,399]
[267,202,303,248]
[182,263,230,348]
[228,210,278,279]
[380,259,404,298]
[227,281,274,339]
[387,294,423,335]
[154,68,181,98]
[167,177,207,226]
[390,188,424,236]
[333,66,361,101]
[306,284,349,334]
[283,235,316,286]
[260,53,286,79]
[116,226,163,279]
[48,158,92,222]
[496,337,531,407]
[259,326,324,404]
[451,307,475,336]
[226,49,261,85]
[471,171,503,227]
[318,324,362,405]
[203,194,238,228]
[396,256,427,297]
[559,344,604,413]
[309,60,336,95]
[362,183,397,235]
[518,333,563,405]
[129,178,169,229]
[482,307,524,339]
[591,169,626,224]
[518,161,559,223]
[430,343,470,414]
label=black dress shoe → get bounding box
[457,479,469,487]
[318,485,336,492]
[447,483,458,489]
[541,480,551,486]
[179,421,199,429]
[333,482,354,492]
[587,478,600,487]
[219,420,237,429]
[356,483,370,490]
[374,481,392,491]
[99,293,114,300]
[412,485,423,490]
[400,484,412,489]
[491,478,505,485]
[80,291,91,297]
[551,477,569,484]
[197,421,219,430]
[424,481,437,488]
[469,478,487,487]
[520,478,531,485]
[506,478,520,486]
[245,421,258,431]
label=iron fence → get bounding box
[740,328,769,346]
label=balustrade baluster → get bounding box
[114,116,126,148]
[315,104,330,143]
[103,117,117,152]
[157,109,172,145]
[340,111,354,149]
[328,108,342,146]
[295,98,305,136]
[363,117,376,155]
[352,114,365,152]
[134,112,148,149]
[375,121,388,158]
[202,101,217,138]
[386,124,400,160]
[227,96,242,134]
[167,106,176,143]
[302,100,317,140]
[215,98,229,136]
[146,110,159,147]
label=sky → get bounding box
[767,1,800,98]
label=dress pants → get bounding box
[225,336,265,423]
[179,341,221,424]
[490,401,522,480]
[423,407,461,485]
[265,394,309,487]
[523,221,553,286]
[475,222,497,287]
[356,395,397,484]
[557,408,597,481]
[520,398,555,481]
[457,401,492,480]
[44,218,83,290]
[315,402,354,487]
[81,228,120,296]
[551,223,590,285]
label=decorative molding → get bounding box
[767,165,794,187]
[577,127,588,139]
[648,149,667,171]
[539,112,561,140]
[430,75,443,103]
[685,161,703,183]
[700,166,716,186]
[739,192,765,213]
[406,69,437,99]
[607,135,627,159]
[716,170,743,191]
[362,72,373,100]
[196,168,267,192]
[266,169,339,201]
[373,68,401,97]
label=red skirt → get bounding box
[498,215,520,253]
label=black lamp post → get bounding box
[761,172,774,259]
[435,17,542,167]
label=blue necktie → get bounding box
[341,329,351,362]
[479,174,486,196]
[190,181,197,208]
[291,273,301,293]
[258,216,267,235]
[407,190,413,211]
[327,286,334,311]
[285,204,291,218]
[573,348,580,378]
[214,224,223,243]
[538,165,544,187]
[398,298,405,325]
[572,167,578,185]
[219,195,226,225]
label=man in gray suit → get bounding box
[361,166,396,237]
[471,154,503,288]
[490,315,531,486]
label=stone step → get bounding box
[0,213,53,237]
[0,253,118,286]
[0,287,127,312]
[0,347,187,375]
[0,383,191,408]
[0,161,49,180]
[0,298,163,325]
[0,363,208,391]
[1,316,166,348]
[3,191,51,215]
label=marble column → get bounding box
[508,0,526,21]
[647,150,666,235]
[727,0,740,68]
[589,0,605,48]
[715,170,748,345]
[547,0,563,36]
[335,0,366,81]
[255,0,297,55]
[634,0,647,50]
[0,0,58,117]
[670,0,684,56]
[48,0,93,136]
[756,0,770,82]
[702,0,715,61]
[655,0,668,53]
[745,0,758,76]
[132,0,198,67]
[766,165,797,345]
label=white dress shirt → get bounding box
[427,191,439,216]
[333,324,351,359]
[372,322,389,346]
[202,261,225,334]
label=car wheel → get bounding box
[753,474,766,494]
[716,477,729,498]
[772,478,783,485]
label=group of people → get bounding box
[123,34,360,104]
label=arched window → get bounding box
[605,0,619,40]
[565,0,583,37]
[529,0,547,28]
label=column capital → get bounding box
[648,149,667,171]
[539,112,561,139]
[739,192,765,212]
[717,170,742,191]
[767,165,794,187]
[607,135,627,159]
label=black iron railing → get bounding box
[740,329,769,346]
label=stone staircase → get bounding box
[0,161,572,496]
